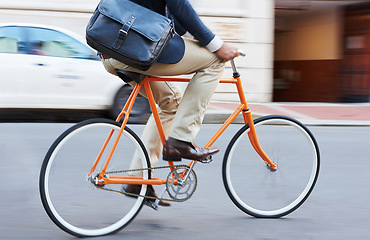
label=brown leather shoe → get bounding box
[162,137,219,161]
[122,184,171,207]
[147,185,171,207]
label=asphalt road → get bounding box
[1,123,370,240]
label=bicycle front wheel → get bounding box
[39,119,150,237]
[223,115,320,218]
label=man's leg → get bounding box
[103,37,225,166]
[128,81,182,173]
[102,59,182,174]
[108,38,225,142]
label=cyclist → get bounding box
[101,0,239,206]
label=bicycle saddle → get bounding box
[116,70,146,84]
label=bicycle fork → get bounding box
[231,59,277,171]
[243,110,277,171]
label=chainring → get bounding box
[166,166,197,201]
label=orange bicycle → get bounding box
[39,57,320,237]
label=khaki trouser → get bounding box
[102,38,225,174]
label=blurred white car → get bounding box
[0,23,150,122]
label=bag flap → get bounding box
[98,0,171,42]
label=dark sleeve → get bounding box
[173,17,187,36]
[166,0,215,47]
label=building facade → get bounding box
[1,0,369,103]
[0,0,274,103]
[274,0,370,103]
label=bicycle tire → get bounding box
[39,118,151,237]
[222,115,320,218]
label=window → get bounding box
[0,26,27,54]
[26,27,95,59]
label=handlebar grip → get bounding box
[238,49,246,57]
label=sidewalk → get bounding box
[205,102,370,126]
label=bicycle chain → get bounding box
[94,164,197,202]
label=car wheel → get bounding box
[109,85,151,123]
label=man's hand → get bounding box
[215,42,239,61]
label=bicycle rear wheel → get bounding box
[40,119,150,237]
[222,115,320,218]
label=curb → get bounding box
[204,102,370,126]
[203,112,370,126]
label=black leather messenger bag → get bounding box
[86,0,174,71]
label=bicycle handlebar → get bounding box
[238,49,246,57]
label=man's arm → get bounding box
[166,0,217,48]
[166,0,238,61]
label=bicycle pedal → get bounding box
[144,199,158,211]
[199,155,213,164]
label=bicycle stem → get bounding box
[231,50,246,76]
[230,59,238,75]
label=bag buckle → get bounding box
[113,16,136,50]
[119,29,128,37]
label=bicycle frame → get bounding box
[89,60,277,186]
